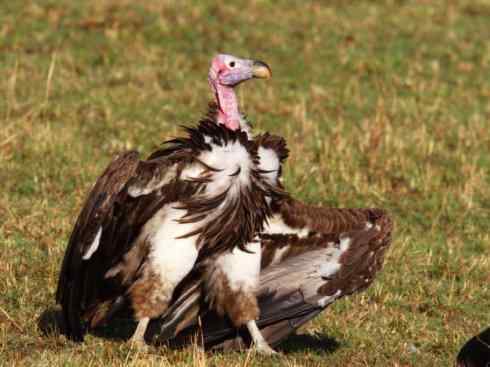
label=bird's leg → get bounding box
[130,317,150,350]
[203,240,278,355]
[246,320,277,355]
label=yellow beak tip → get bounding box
[252,61,272,79]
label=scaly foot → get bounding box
[254,340,278,356]
[129,317,150,352]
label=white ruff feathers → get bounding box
[199,138,252,194]
[257,146,281,186]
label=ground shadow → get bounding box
[37,307,65,337]
[37,309,178,344]
[38,308,340,355]
[278,332,341,355]
[37,307,135,341]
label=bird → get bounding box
[56,54,285,353]
[456,327,490,367]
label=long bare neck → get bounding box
[210,79,241,131]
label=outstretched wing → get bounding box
[56,150,187,341]
[154,200,393,349]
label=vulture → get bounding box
[456,327,490,367]
[56,54,288,353]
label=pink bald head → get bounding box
[208,54,271,131]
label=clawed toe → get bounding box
[254,342,279,356]
[129,338,149,353]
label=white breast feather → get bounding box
[182,139,253,203]
[215,240,261,292]
[144,205,199,287]
[202,140,252,193]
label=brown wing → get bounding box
[56,151,189,341]
[153,198,393,349]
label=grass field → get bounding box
[1,1,489,366]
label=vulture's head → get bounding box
[208,54,271,131]
[209,54,271,87]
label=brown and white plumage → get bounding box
[57,119,279,341]
[148,59,393,351]
[189,132,289,354]
[155,199,393,350]
[56,55,280,346]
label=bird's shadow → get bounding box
[37,307,66,337]
[38,307,340,355]
[37,307,137,342]
[278,333,340,355]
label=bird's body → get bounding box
[125,54,392,352]
[56,55,281,351]
[57,116,280,341]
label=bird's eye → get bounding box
[229,61,236,68]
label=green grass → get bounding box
[1,0,489,365]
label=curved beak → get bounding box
[252,60,272,79]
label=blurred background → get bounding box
[1,1,489,366]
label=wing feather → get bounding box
[56,150,186,341]
[154,199,393,349]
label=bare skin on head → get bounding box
[208,54,271,132]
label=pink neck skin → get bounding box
[209,78,241,130]
[208,57,241,131]
[211,81,241,131]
